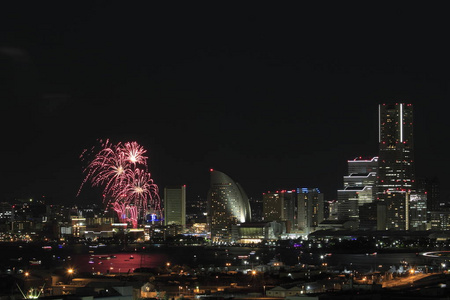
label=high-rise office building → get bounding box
[164,185,186,227]
[283,190,297,231]
[377,103,415,230]
[262,190,296,232]
[297,188,324,235]
[262,191,284,222]
[430,211,450,231]
[377,103,415,193]
[337,157,378,222]
[417,176,441,212]
[207,169,251,243]
[409,192,427,231]
[249,197,263,222]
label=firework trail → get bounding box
[78,139,161,228]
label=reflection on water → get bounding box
[1,243,441,276]
[71,252,169,274]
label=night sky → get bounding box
[1,3,449,205]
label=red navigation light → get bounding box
[210,168,214,172]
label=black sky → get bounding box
[1,3,449,205]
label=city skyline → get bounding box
[1,3,448,205]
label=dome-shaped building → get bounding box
[207,169,251,243]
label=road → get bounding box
[382,273,445,289]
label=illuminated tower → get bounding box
[207,169,251,243]
[377,103,415,230]
[163,185,186,227]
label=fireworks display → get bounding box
[78,139,161,228]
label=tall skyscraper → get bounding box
[262,190,297,232]
[207,169,251,243]
[337,157,378,222]
[377,103,415,193]
[377,103,415,230]
[297,188,324,235]
[164,185,186,227]
[283,190,297,232]
[262,191,284,222]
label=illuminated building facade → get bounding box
[409,192,427,230]
[262,190,296,232]
[417,176,441,214]
[207,169,251,243]
[297,188,324,235]
[263,191,283,222]
[430,211,450,231]
[164,185,186,228]
[377,103,415,230]
[337,157,378,222]
[377,103,415,193]
[235,221,285,243]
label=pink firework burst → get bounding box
[78,139,160,228]
[123,141,148,166]
[112,168,160,214]
[79,141,131,197]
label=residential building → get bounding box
[297,188,324,235]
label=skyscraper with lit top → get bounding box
[377,103,415,230]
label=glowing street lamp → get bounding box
[67,268,74,283]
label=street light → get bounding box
[67,268,74,283]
